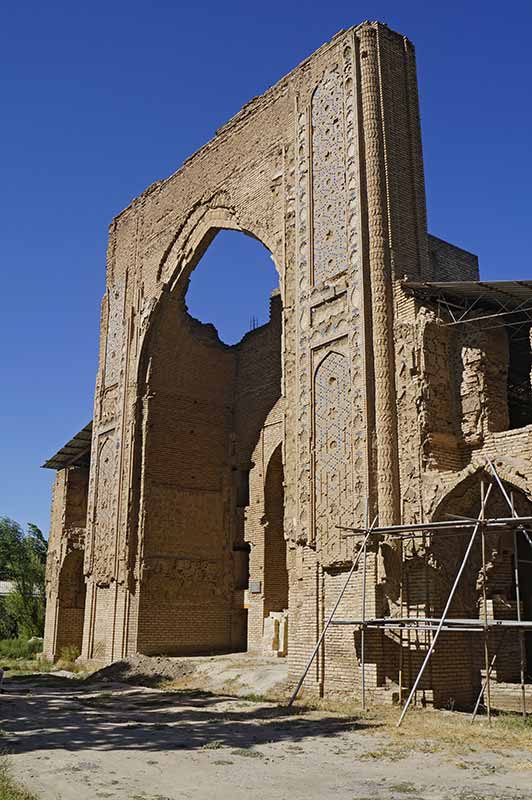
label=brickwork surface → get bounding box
[44,21,531,708]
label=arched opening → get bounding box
[135,227,282,656]
[55,549,86,658]
[263,444,288,616]
[185,229,278,345]
[507,328,532,429]
[421,471,532,705]
[255,444,288,656]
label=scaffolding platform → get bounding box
[288,459,532,726]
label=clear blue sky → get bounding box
[1,0,531,535]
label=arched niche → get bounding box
[55,549,86,658]
[427,468,532,693]
[263,443,288,618]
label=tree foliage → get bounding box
[0,518,47,638]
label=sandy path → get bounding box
[1,675,531,800]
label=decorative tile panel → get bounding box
[295,38,368,559]
[311,66,348,285]
[295,101,312,544]
[314,349,353,554]
[90,432,117,584]
[104,279,126,387]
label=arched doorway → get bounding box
[134,227,282,656]
[55,549,86,658]
[422,470,532,705]
[263,444,288,617]
[261,443,288,657]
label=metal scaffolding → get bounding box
[288,460,532,726]
[403,280,532,341]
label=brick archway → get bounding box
[263,444,288,617]
[129,226,282,657]
[54,549,86,659]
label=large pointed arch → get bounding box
[129,216,283,657]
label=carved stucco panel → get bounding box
[91,433,118,584]
[395,322,423,522]
[143,557,231,603]
[295,101,312,544]
[295,40,367,553]
[311,65,348,285]
[313,348,353,561]
[100,386,119,427]
[343,40,367,536]
[104,278,126,388]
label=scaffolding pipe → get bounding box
[512,494,528,719]
[329,616,532,629]
[487,461,527,718]
[331,622,487,632]
[361,500,369,711]
[480,480,492,723]
[397,484,493,727]
[471,630,508,723]
[398,503,405,706]
[445,304,532,326]
[338,516,532,536]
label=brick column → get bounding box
[358,23,401,526]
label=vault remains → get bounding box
[43,21,532,708]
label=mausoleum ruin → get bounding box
[43,21,532,711]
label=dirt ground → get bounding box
[1,658,531,800]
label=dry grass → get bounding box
[0,758,38,800]
[156,679,532,758]
[2,648,89,680]
[55,646,85,673]
[1,657,55,677]
[391,708,532,754]
[291,696,532,757]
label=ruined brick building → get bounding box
[43,21,532,708]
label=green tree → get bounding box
[0,518,47,638]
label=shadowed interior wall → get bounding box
[43,466,88,660]
[55,549,86,655]
[136,272,281,656]
[402,475,532,707]
[137,292,236,655]
[263,444,288,615]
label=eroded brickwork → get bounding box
[43,21,531,708]
[43,467,88,660]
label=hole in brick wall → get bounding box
[507,326,532,429]
[185,229,278,345]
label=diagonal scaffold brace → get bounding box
[396,482,493,727]
[287,513,378,707]
[487,459,529,718]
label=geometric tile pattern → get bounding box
[311,67,348,285]
[314,351,352,547]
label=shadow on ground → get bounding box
[0,672,377,756]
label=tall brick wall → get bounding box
[74,21,435,669]
[42,21,530,709]
[43,466,88,660]
[133,286,281,656]
[428,235,479,282]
